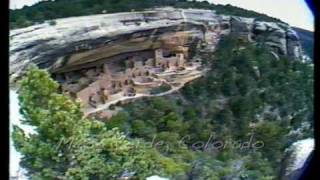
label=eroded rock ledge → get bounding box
[9,7,303,117]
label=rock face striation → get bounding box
[10,8,218,85]
[228,16,303,59]
[9,8,304,116]
[10,7,303,85]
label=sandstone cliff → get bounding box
[10,8,303,86]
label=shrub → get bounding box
[48,20,56,26]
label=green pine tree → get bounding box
[12,66,186,179]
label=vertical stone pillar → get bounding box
[177,53,184,67]
[155,49,163,66]
[103,63,110,74]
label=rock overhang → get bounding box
[10,8,220,83]
[10,7,303,86]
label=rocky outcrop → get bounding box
[279,138,314,180]
[9,7,303,86]
[9,8,219,86]
[227,17,303,58]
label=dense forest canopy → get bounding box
[10,0,285,29]
[13,35,314,179]
[104,36,313,179]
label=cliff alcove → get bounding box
[10,8,303,117]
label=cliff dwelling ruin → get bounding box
[10,8,303,118]
[52,30,221,117]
